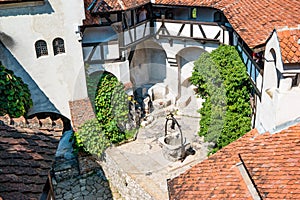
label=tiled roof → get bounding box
[154,0,235,7]
[0,0,43,4]
[0,115,63,200]
[83,0,149,25]
[223,0,300,49]
[83,0,300,49]
[168,124,300,199]
[277,28,300,64]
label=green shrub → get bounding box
[94,72,129,143]
[191,45,252,153]
[73,118,110,158]
[0,65,32,117]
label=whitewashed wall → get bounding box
[255,30,300,132]
[0,0,87,119]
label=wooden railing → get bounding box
[236,41,263,98]
[155,19,228,44]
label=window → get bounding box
[35,40,48,58]
[214,11,222,22]
[270,48,276,66]
[191,8,197,19]
[53,38,65,55]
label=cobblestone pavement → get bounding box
[106,109,209,200]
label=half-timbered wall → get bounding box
[81,5,231,106]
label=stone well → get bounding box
[158,133,190,162]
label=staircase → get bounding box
[167,56,178,67]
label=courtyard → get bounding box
[100,104,210,199]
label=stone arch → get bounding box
[176,47,207,89]
[86,70,105,105]
[174,47,207,111]
[130,39,167,88]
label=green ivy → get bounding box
[191,45,252,153]
[94,72,129,143]
[73,118,110,158]
[0,65,32,117]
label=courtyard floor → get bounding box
[106,107,209,199]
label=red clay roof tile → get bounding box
[277,29,300,64]
[83,0,300,50]
[0,116,63,200]
[168,124,300,199]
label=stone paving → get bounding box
[105,105,209,200]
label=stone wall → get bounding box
[69,98,95,131]
[99,151,153,200]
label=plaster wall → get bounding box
[0,0,87,119]
[104,61,130,84]
[124,22,151,46]
[130,41,167,88]
[275,88,300,125]
[160,39,217,99]
[255,31,300,132]
[82,27,118,43]
[87,61,130,85]
[130,49,150,87]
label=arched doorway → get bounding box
[86,70,105,110]
[130,39,167,88]
[176,47,207,97]
[130,39,167,107]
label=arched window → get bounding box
[270,48,276,66]
[53,38,65,55]
[35,40,48,58]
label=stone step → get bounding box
[176,95,192,108]
[167,57,178,67]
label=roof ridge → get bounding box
[117,0,125,10]
[277,25,300,32]
[0,114,64,131]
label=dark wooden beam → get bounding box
[177,24,185,36]
[214,30,221,39]
[158,35,220,44]
[198,24,206,38]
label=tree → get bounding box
[191,45,252,153]
[0,64,32,117]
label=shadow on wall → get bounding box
[130,40,167,87]
[0,1,54,17]
[0,41,60,116]
[86,70,105,110]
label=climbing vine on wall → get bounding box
[191,45,252,154]
[94,72,129,143]
[73,118,110,158]
[0,64,32,117]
